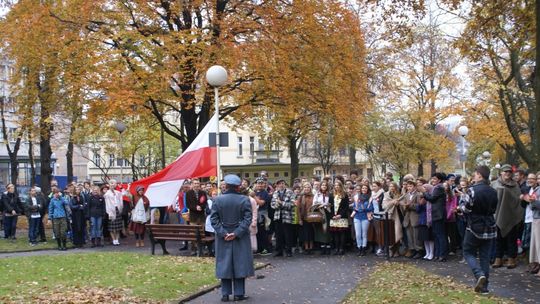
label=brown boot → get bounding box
[506,258,517,269]
[492,258,503,268]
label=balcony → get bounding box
[253,150,281,164]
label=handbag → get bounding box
[131,199,149,223]
[306,206,324,223]
[329,218,349,228]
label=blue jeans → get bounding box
[28,217,41,243]
[463,230,493,283]
[90,216,103,238]
[3,215,18,239]
[354,218,370,248]
[432,219,448,258]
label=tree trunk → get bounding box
[418,159,424,177]
[348,146,356,169]
[160,125,166,169]
[66,139,74,184]
[288,135,300,185]
[534,0,540,170]
[28,137,36,186]
[430,159,437,176]
[9,154,18,186]
[39,107,53,196]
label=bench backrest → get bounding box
[146,224,205,239]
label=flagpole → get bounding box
[206,65,228,185]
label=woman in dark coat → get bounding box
[88,186,106,247]
[330,180,350,255]
[2,184,23,240]
[69,186,87,248]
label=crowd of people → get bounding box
[1,165,539,294]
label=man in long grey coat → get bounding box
[211,174,254,302]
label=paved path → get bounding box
[188,253,540,304]
[3,235,539,304]
[410,256,540,303]
[187,253,369,304]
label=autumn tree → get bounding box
[442,0,539,169]
[0,0,101,194]
[243,0,368,181]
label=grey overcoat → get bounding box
[211,190,255,279]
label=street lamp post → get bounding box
[205,65,228,184]
[458,125,469,177]
[115,121,127,183]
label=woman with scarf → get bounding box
[382,182,404,257]
[69,186,87,248]
[313,181,333,255]
[351,184,373,256]
[298,182,315,254]
[130,186,150,247]
[330,180,350,255]
[368,181,385,255]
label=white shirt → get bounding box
[30,197,41,218]
[525,187,537,223]
[205,199,214,233]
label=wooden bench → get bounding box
[146,224,214,256]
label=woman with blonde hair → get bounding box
[313,181,333,254]
[298,182,315,254]
[329,180,350,255]
[382,182,404,257]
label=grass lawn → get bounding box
[342,262,513,304]
[0,252,217,303]
[0,236,59,253]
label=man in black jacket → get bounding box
[420,172,449,262]
[459,166,498,294]
[2,184,24,240]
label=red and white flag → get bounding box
[131,114,218,207]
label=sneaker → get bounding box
[474,276,486,293]
[260,249,271,256]
[480,288,490,295]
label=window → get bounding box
[139,155,146,166]
[284,171,289,177]
[316,170,322,176]
[0,65,6,80]
[254,173,259,178]
[244,172,250,178]
[117,158,127,167]
[237,136,243,156]
[93,151,101,167]
[301,171,304,176]
[274,172,279,177]
[249,136,255,156]
[109,154,115,167]
[8,128,17,143]
[301,140,308,155]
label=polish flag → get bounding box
[130,114,218,207]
